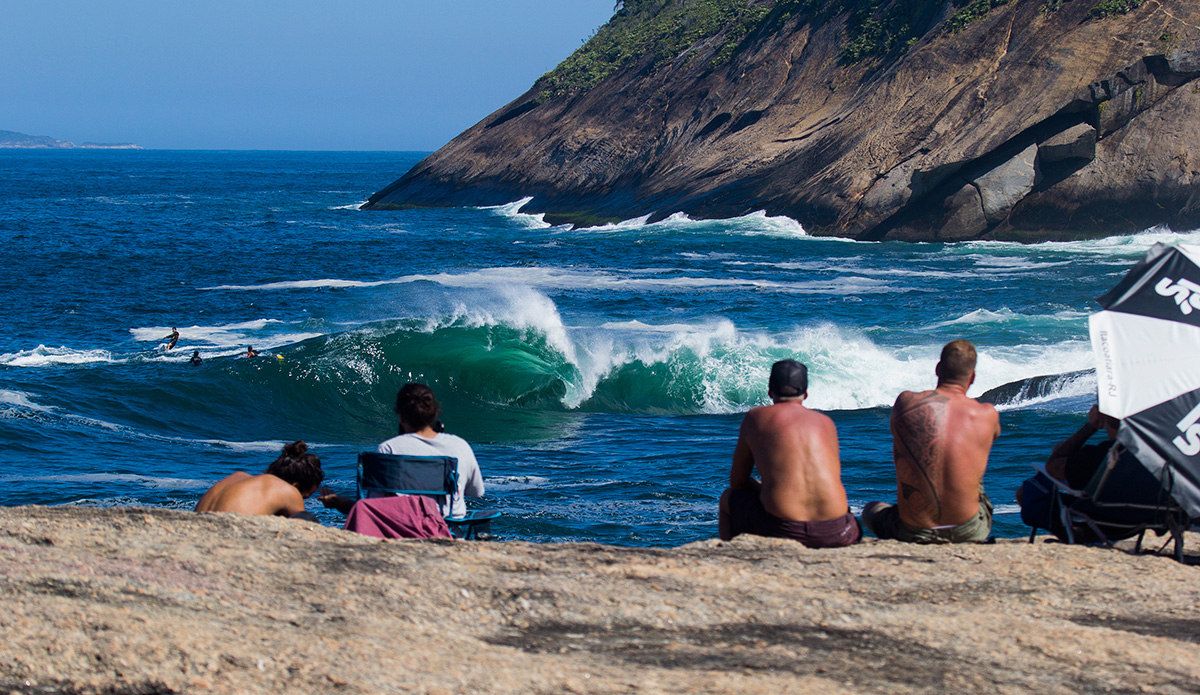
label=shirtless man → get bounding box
[718,359,861,548]
[861,340,1000,543]
[195,440,323,520]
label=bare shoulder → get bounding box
[805,406,836,429]
[217,471,252,485]
[965,396,999,418]
[261,473,298,493]
[971,397,1001,431]
[740,403,773,425]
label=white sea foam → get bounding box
[0,389,54,413]
[0,473,209,489]
[484,475,551,491]
[0,345,115,368]
[62,496,199,511]
[965,226,1200,258]
[0,390,128,431]
[965,255,1073,272]
[926,307,1089,330]
[204,266,908,297]
[189,439,289,453]
[204,278,402,291]
[130,320,322,353]
[575,209,810,238]
[481,197,553,229]
[329,202,365,211]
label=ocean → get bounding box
[1,149,1189,545]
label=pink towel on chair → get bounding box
[344,495,451,539]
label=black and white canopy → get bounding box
[1090,243,1200,518]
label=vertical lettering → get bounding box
[1176,401,1200,432]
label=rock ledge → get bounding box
[1,506,1197,694]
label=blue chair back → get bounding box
[357,453,459,510]
[356,451,501,540]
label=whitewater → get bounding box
[2,149,1195,545]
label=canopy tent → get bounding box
[1090,243,1200,519]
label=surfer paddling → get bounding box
[862,339,1000,543]
[195,440,324,520]
[718,359,862,548]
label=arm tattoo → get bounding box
[893,392,948,519]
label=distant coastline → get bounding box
[0,129,142,150]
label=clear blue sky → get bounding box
[0,1,615,150]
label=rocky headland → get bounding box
[1,506,1198,694]
[0,130,142,150]
[365,0,1200,242]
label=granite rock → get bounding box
[1,506,1198,694]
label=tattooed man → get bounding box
[718,359,862,548]
[861,340,1000,543]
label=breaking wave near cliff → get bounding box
[226,288,1096,416]
[486,199,809,238]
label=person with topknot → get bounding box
[194,440,324,521]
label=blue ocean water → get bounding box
[1,150,1193,545]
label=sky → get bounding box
[0,1,616,150]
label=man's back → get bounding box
[890,385,999,528]
[737,400,848,521]
[194,472,304,517]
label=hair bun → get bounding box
[283,440,308,457]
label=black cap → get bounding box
[769,359,808,398]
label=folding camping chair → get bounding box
[1025,445,1190,562]
[357,452,502,540]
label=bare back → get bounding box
[194,472,306,517]
[731,400,848,521]
[890,385,1000,528]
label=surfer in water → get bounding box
[190,350,203,366]
[243,345,259,358]
[162,327,180,351]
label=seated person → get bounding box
[321,383,484,519]
[1046,404,1118,490]
[195,440,323,520]
[862,340,1000,543]
[718,359,862,549]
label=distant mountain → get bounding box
[0,129,141,150]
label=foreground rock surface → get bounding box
[366,0,1200,241]
[1,506,1198,694]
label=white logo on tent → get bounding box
[1174,401,1200,456]
[1154,277,1200,315]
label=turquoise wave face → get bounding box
[33,316,1101,449]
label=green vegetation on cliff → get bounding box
[534,0,769,100]
[1088,0,1143,18]
[944,0,1008,33]
[535,0,965,100]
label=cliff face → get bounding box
[366,0,1200,242]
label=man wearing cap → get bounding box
[861,339,1000,543]
[718,359,862,548]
